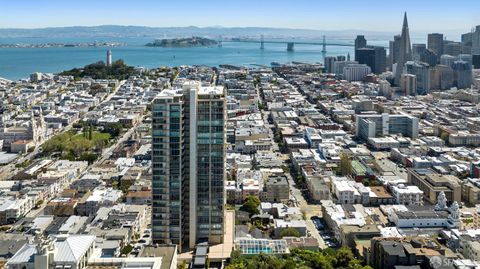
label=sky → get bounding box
[0,0,479,33]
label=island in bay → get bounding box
[145,37,218,48]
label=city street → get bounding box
[260,107,326,249]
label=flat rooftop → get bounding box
[199,86,224,96]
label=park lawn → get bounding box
[71,132,111,142]
[43,131,112,157]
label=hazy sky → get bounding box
[0,0,478,33]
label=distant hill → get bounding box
[0,25,398,40]
[0,25,467,42]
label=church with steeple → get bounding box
[389,191,461,229]
[0,108,46,152]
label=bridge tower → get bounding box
[321,35,327,59]
[287,42,294,51]
[218,35,223,47]
[260,35,265,50]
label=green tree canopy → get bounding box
[339,153,352,176]
[279,227,301,238]
[103,122,123,138]
[240,195,261,216]
[60,60,137,80]
[225,247,369,269]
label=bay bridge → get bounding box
[218,35,355,57]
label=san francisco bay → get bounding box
[0,37,390,80]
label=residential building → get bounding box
[390,184,423,206]
[449,132,480,147]
[355,113,419,140]
[332,179,357,204]
[151,82,226,251]
[264,176,289,203]
[6,234,95,269]
[462,178,480,205]
[404,61,431,93]
[324,56,337,73]
[400,74,417,96]
[343,64,371,81]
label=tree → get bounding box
[88,125,93,140]
[95,139,106,152]
[240,195,261,216]
[335,247,354,267]
[296,175,305,185]
[103,122,123,138]
[60,60,137,80]
[80,152,98,164]
[339,153,352,176]
[231,249,242,260]
[71,139,92,157]
[178,260,188,269]
[246,253,283,269]
[35,200,44,208]
[121,244,133,255]
[280,227,301,238]
[226,248,368,269]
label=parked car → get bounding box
[310,216,324,230]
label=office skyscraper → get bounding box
[452,60,473,89]
[394,12,412,85]
[471,25,480,68]
[428,33,443,57]
[444,42,462,57]
[355,35,367,53]
[389,35,402,68]
[419,49,438,67]
[412,44,427,61]
[355,46,386,74]
[458,54,473,67]
[152,82,226,252]
[440,54,456,68]
[472,25,480,55]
